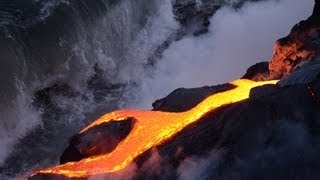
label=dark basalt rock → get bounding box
[242,62,270,81]
[314,0,320,15]
[152,83,235,112]
[249,84,280,98]
[60,118,135,164]
[279,59,320,87]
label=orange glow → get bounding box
[308,86,320,103]
[31,79,278,178]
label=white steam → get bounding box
[130,0,314,109]
[178,150,225,180]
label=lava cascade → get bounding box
[30,79,277,178]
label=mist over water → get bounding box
[129,0,314,109]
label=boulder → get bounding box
[152,83,235,112]
[242,62,270,81]
[60,118,135,164]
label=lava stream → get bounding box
[32,79,278,178]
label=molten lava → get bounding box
[31,79,277,178]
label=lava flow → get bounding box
[31,79,277,178]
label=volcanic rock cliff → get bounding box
[29,1,320,180]
[244,0,320,81]
[268,0,320,79]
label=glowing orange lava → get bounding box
[32,79,277,178]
